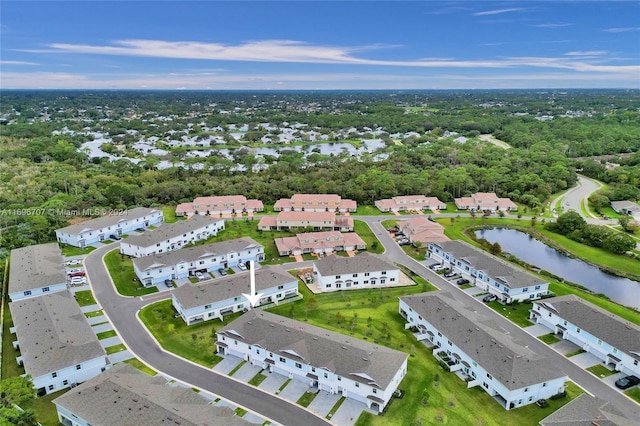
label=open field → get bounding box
[104,249,158,296]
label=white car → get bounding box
[70,276,87,285]
[195,271,205,280]
[65,259,82,266]
[237,262,247,271]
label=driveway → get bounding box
[91,322,114,334]
[278,378,309,402]
[214,356,244,375]
[259,371,288,394]
[524,323,553,338]
[549,339,581,355]
[232,362,263,382]
[307,391,341,418]
[464,286,484,296]
[571,352,604,369]
[330,398,372,426]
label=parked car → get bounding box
[195,271,205,280]
[218,268,228,276]
[65,259,82,266]
[432,264,446,271]
[67,268,83,274]
[109,234,122,241]
[68,271,86,277]
[456,278,470,285]
[237,262,247,271]
[615,375,640,390]
[135,227,146,232]
[536,399,548,408]
[482,294,498,303]
[398,239,410,246]
[70,276,87,285]
[444,271,457,278]
[386,227,399,233]
[164,279,173,288]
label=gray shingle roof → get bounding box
[219,310,408,390]
[537,295,640,361]
[313,252,397,276]
[53,363,250,426]
[401,291,564,390]
[9,291,106,378]
[133,238,262,272]
[539,394,636,425]
[124,215,222,247]
[432,240,547,289]
[9,243,66,294]
[56,207,159,235]
[172,265,295,309]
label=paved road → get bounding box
[85,216,640,424]
[84,244,331,426]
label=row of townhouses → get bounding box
[176,195,264,217]
[454,192,518,213]
[172,265,298,325]
[531,295,640,378]
[53,363,251,426]
[399,291,567,410]
[216,310,408,413]
[55,207,164,247]
[8,243,68,301]
[119,215,225,257]
[397,217,449,245]
[273,193,357,213]
[274,231,366,256]
[312,252,400,293]
[258,211,354,232]
[375,195,446,213]
[133,237,264,286]
[9,291,109,396]
[428,240,549,302]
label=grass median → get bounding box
[104,249,158,296]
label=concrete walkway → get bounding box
[99,336,123,348]
[307,391,341,418]
[91,322,114,334]
[524,323,552,337]
[86,314,107,325]
[108,350,135,363]
[330,398,373,426]
[80,304,101,313]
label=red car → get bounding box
[68,271,86,278]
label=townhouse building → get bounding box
[175,195,264,217]
[312,252,400,293]
[275,231,366,256]
[9,243,68,301]
[274,194,357,213]
[455,192,517,213]
[400,291,566,410]
[531,295,640,377]
[119,215,224,257]
[258,211,354,232]
[9,291,108,396]
[172,265,298,325]
[397,217,450,245]
[53,363,251,426]
[133,237,264,286]
[375,195,446,213]
[539,394,635,425]
[216,310,408,413]
[428,240,549,302]
[56,207,164,247]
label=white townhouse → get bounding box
[56,207,163,247]
[531,295,640,377]
[539,394,636,426]
[172,265,298,325]
[312,252,400,293]
[53,363,251,426]
[428,240,549,302]
[9,291,109,396]
[216,310,408,413]
[400,291,567,410]
[9,243,68,301]
[119,215,224,257]
[133,238,265,286]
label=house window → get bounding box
[437,332,442,337]
[542,382,547,387]
[613,348,617,353]
[48,385,54,391]
[390,278,395,282]
[43,287,50,292]
[364,272,370,277]
[257,349,261,354]
[205,304,211,309]
[486,373,492,380]
[372,388,377,394]
[634,360,638,366]
[352,274,358,277]
[524,387,528,392]
[278,285,284,290]
[597,339,602,345]
[522,288,528,292]
[24,291,32,296]
[563,320,567,326]
[381,271,387,275]
[295,363,302,369]
[234,297,240,301]
[279,357,286,363]
[363,281,369,285]
[234,340,238,345]
[76,364,81,370]
[63,380,69,386]
[336,275,341,279]
[355,382,359,387]
[323,373,328,379]
[52,372,57,378]
[535,285,541,290]
[577,328,581,333]
[337,376,341,381]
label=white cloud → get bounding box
[473,8,524,16]
[0,60,39,65]
[604,27,640,33]
[564,51,608,57]
[530,23,572,28]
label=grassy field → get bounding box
[104,249,158,296]
[2,299,25,379]
[161,206,182,223]
[138,299,236,367]
[22,389,68,426]
[74,289,97,306]
[625,387,640,404]
[586,364,617,378]
[354,220,384,254]
[59,244,96,257]
[355,205,391,216]
[486,300,535,327]
[264,281,580,426]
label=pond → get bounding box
[475,228,640,309]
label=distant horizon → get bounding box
[2,2,639,90]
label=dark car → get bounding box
[615,375,640,390]
[109,234,122,241]
[218,268,228,276]
[164,279,173,288]
[444,271,457,278]
[456,278,470,285]
[482,294,498,303]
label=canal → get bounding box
[475,228,640,309]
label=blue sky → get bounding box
[2,1,639,89]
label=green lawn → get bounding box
[161,206,183,223]
[624,387,640,404]
[354,220,384,254]
[228,360,246,376]
[59,244,96,257]
[486,301,534,327]
[297,391,318,407]
[586,364,617,378]
[326,396,346,420]
[84,309,104,318]
[354,206,393,216]
[74,290,97,307]
[266,282,578,426]
[124,358,157,376]
[2,298,25,380]
[402,245,426,261]
[96,330,117,340]
[138,299,233,367]
[22,389,68,426]
[248,372,268,386]
[104,249,158,296]
[105,344,127,355]
[538,333,561,345]
[565,349,586,358]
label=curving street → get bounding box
[84,214,640,425]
